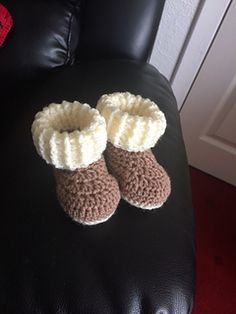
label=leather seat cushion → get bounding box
[1,59,195,314]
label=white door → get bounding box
[180,0,236,186]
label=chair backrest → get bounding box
[77,0,165,62]
[0,0,80,84]
[0,0,165,86]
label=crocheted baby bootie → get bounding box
[32,101,120,225]
[97,92,171,210]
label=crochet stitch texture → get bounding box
[0,4,13,47]
[97,92,167,152]
[32,101,107,171]
[105,142,171,209]
[55,158,120,225]
[32,100,120,225]
[97,92,171,209]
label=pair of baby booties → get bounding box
[32,92,171,225]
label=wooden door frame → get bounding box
[170,0,232,110]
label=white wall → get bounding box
[150,0,200,80]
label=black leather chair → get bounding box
[1,0,195,313]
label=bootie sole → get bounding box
[71,209,116,226]
[122,196,164,210]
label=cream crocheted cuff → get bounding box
[32,101,107,170]
[97,92,167,152]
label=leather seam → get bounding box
[65,9,74,65]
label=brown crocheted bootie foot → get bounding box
[97,92,171,210]
[105,143,170,209]
[32,101,120,225]
[54,158,120,225]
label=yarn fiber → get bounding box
[105,143,171,209]
[97,92,166,152]
[55,158,120,225]
[32,101,107,170]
